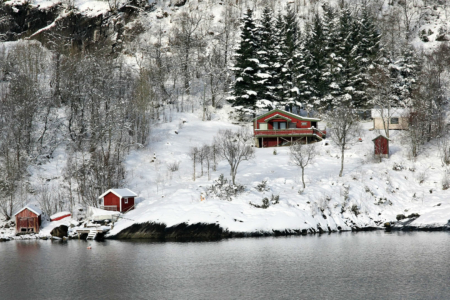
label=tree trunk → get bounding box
[301,167,305,189]
[339,147,345,177]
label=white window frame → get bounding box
[390,117,399,125]
[301,122,308,126]
[124,198,128,204]
[259,123,268,130]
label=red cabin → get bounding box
[372,135,390,157]
[99,189,137,213]
[14,205,42,234]
[253,109,326,147]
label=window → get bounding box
[301,122,308,126]
[280,122,287,129]
[289,123,297,128]
[259,123,268,130]
[273,122,279,130]
[124,198,128,204]
[390,118,399,124]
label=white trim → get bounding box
[98,188,137,199]
[14,205,42,216]
[124,198,128,204]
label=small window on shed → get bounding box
[124,198,128,204]
[390,117,399,124]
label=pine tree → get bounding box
[231,9,260,108]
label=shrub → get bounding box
[206,174,245,201]
[255,180,269,192]
[167,161,180,172]
[396,214,406,221]
[250,194,279,209]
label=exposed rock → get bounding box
[51,225,69,238]
[111,222,166,239]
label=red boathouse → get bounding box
[99,189,137,213]
[253,109,326,148]
[14,205,42,234]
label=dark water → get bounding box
[1,232,449,300]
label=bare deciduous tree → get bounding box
[327,107,362,177]
[289,142,316,188]
[214,127,255,185]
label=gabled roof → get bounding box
[98,188,137,199]
[14,204,42,216]
[254,108,321,122]
[372,135,391,141]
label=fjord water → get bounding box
[1,232,449,300]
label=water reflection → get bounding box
[0,232,449,300]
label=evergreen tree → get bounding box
[231,9,260,108]
[304,13,329,110]
[334,8,365,107]
[282,8,301,108]
[256,6,277,107]
[272,11,288,106]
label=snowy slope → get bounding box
[105,108,450,236]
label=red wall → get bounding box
[15,209,41,233]
[374,137,389,155]
[256,111,311,129]
[104,193,121,211]
[122,197,135,213]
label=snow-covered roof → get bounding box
[50,211,71,219]
[98,188,137,199]
[372,135,391,141]
[371,108,408,118]
[14,204,42,216]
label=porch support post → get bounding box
[262,137,264,148]
[291,137,293,145]
[277,137,279,147]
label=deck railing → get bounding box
[254,128,326,137]
[100,205,118,211]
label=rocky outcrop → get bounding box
[0,0,153,54]
[50,225,69,238]
[110,222,230,240]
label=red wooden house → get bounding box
[98,189,137,213]
[372,135,390,158]
[253,109,326,148]
[14,205,42,234]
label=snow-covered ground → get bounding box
[102,108,450,236]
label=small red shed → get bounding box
[14,205,42,234]
[99,188,137,213]
[372,135,390,157]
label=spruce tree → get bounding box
[231,9,259,108]
[282,8,301,108]
[256,6,277,107]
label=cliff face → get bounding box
[0,0,152,54]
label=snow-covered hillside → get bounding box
[1,0,450,239]
[104,109,450,236]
